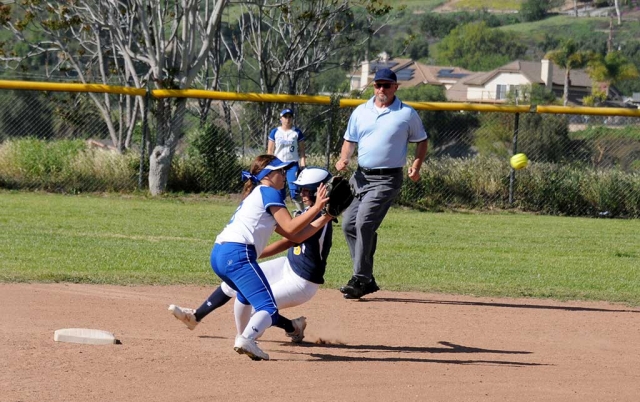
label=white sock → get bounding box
[234,299,252,336]
[242,310,272,340]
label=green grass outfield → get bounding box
[1,190,639,305]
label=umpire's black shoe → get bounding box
[366,277,380,295]
[340,276,380,299]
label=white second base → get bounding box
[54,328,117,345]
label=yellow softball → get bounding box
[510,153,528,170]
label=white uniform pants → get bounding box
[221,256,319,314]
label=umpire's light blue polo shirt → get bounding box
[344,96,428,169]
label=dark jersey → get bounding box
[288,211,333,285]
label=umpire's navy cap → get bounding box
[373,68,397,83]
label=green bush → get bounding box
[1,138,638,218]
[0,138,138,192]
[588,170,640,218]
[516,163,593,216]
[399,156,509,209]
[169,124,243,194]
[398,155,640,218]
[473,113,514,158]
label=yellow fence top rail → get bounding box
[0,80,145,96]
[152,89,333,105]
[2,79,640,117]
[537,105,640,117]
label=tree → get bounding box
[616,40,640,95]
[520,0,564,22]
[1,2,146,154]
[589,51,639,86]
[1,0,229,195]
[545,40,593,106]
[585,50,639,105]
[436,21,527,71]
[223,1,393,149]
[396,85,479,157]
[614,0,621,25]
[107,1,228,195]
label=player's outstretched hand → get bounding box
[314,183,330,211]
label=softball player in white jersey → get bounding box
[189,155,331,361]
[169,168,334,350]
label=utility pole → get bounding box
[607,16,614,54]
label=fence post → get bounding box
[509,112,520,204]
[325,95,339,170]
[138,86,151,190]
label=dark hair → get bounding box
[241,154,277,199]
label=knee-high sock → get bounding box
[242,310,272,340]
[234,298,252,336]
[194,286,231,322]
[273,315,294,333]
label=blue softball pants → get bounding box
[210,242,280,324]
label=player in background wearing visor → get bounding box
[268,108,306,211]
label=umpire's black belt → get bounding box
[357,166,403,175]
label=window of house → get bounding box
[496,84,507,100]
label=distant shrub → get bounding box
[399,155,509,209]
[399,155,640,218]
[0,138,138,192]
[2,139,638,218]
[169,124,242,194]
[515,163,593,216]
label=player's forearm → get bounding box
[260,238,293,259]
[283,214,332,243]
[275,203,324,235]
[298,142,306,166]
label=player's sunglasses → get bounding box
[373,82,393,89]
[281,114,293,119]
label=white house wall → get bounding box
[467,72,532,101]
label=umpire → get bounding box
[335,68,428,299]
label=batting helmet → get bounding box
[292,167,332,194]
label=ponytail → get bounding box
[241,154,278,200]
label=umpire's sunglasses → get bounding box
[373,82,393,89]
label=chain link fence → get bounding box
[0,81,639,217]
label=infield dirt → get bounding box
[2,283,640,401]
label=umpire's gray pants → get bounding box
[342,169,403,282]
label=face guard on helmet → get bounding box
[292,167,332,200]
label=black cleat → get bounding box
[340,276,380,299]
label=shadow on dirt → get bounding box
[271,340,546,365]
[359,297,640,313]
[292,340,531,355]
[299,354,544,365]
